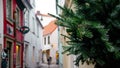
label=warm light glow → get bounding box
[16,45,19,52]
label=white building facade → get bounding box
[57,0,79,68]
[0,0,3,48]
[56,0,65,68]
[50,27,58,64]
[42,20,58,64]
[0,0,3,67]
[23,0,43,68]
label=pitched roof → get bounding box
[35,15,44,29]
[43,20,57,36]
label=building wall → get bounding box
[24,0,43,68]
[0,0,3,67]
[0,0,3,46]
[3,0,25,68]
[42,27,58,64]
[42,35,50,63]
[58,0,95,68]
[24,0,36,67]
[57,0,65,15]
[50,27,58,63]
[50,27,58,50]
[57,0,77,66]
[79,62,95,68]
[60,27,77,68]
[63,54,78,68]
[35,17,43,65]
[56,0,65,68]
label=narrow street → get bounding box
[39,63,59,68]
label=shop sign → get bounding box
[19,26,30,34]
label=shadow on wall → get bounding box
[79,61,95,68]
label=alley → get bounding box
[39,63,59,68]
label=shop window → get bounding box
[6,0,12,19]
[16,45,21,67]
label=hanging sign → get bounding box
[19,26,30,34]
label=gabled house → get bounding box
[42,20,58,64]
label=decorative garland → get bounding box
[19,26,30,34]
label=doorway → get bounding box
[6,41,13,68]
[16,44,21,68]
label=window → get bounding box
[32,17,35,33]
[44,37,46,45]
[16,45,21,66]
[48,36,50,44]
[32,0,35,7]
[15,8,20,27]
[25,11,29,27]
[37,23,39,37]
[6,0,12,19]
[32,46,35,62]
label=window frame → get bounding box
[16,44,21,66]
[48,36,50,44]
[15,7,21,28]
[44,37,46,45]
[6,0,13,24]
[24,11,29,27]
[32,17,35,34]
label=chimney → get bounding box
[37,11,40,15]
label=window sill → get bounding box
[6,17,15,24]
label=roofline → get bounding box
[35,15,44,29]
[43,26,58,36]
[36,11,55,18]
[22,0,33,10]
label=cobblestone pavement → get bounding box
[38,63,59,68]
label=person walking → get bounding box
[1,48,8,68]
[47,56,52,68]
[56,52,59,65]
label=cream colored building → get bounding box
[57,0,95,68]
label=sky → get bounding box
[35,0,57,26]
[35,0,56,15]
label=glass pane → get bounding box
[6,0,11,18]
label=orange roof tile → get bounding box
[43,20,57,36]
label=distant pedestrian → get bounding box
[1,48,8,68]
[47,56,52,65]
[56,52,59,65]
[47,56,52,68]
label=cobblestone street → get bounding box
[39,63,59,68]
